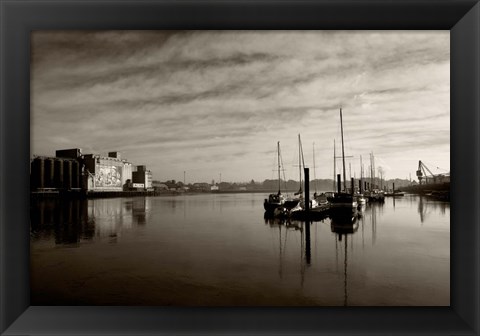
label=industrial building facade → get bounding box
[31,148,153,193]
[131,165,153,191]
[83,152,133,192]
[30,156,81,190]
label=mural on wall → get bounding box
[95,165,122,188]
[146,173,153,188]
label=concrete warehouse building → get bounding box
[131,165,153,191]
[30,155,81,190]
[83,151,133,192]
[30,148,153,193]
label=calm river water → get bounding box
[30,193,450,306]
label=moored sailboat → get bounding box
[264,141,286,213]
[309,142,330,213]
[283,134,304,211]
[384,182,404,197]
[328,108,358,213]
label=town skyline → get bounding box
[31,30,450,182]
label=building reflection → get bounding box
[132,197,148,225]
[30,199,93,246]
[30,197,150,246]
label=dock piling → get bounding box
[304,168,310,213]
[304,167,311,265]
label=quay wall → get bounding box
[31,190,158,200]
[399,182,450,194]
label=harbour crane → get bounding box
[416,160,449,185]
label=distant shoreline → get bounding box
[30,184,449,200]
[30,188,333,200]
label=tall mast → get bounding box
[297,134,305,192]
[371,152,375,189]
[360,155,363,192]
[372,152,375,187]
[370,153,374,189]
[360,155,363,180]
[277,141,281,194]
[300,136,305,169]
[313,142,317,193]
[340,108,347,192]
[299,135,302,189]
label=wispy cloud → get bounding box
[31,30,449,183]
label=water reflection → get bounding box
[30,193,450,306]
[263,216,314,285]
[30,199,93,246]
[330,213,359,237]
[330,212,360,306]
[31,197,151,245]
[264,202,391,306]
[417,195,450,223]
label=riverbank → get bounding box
[30,189,308,199]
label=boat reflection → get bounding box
[357,203,367,216]
[264,215,314,284]
[265,207,365,305]
[330,212,359,237]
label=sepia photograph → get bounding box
[30,30,450,306]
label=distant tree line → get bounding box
[152,177,414,192]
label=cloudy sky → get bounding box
[31,30,449,183]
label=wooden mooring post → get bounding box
[304,168,310,213]
[304,167,311,264]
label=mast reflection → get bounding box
[264,214,313,284]
[330,212,359,306]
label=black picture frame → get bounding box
[1,0,479,335]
